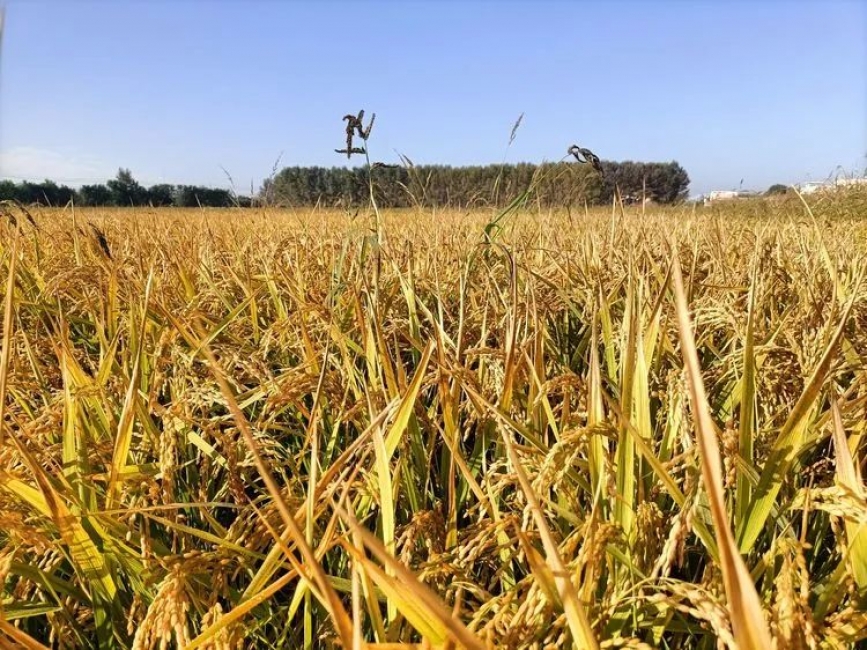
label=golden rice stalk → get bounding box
[0,230,16,449]
[501,429,599,650]
[671,253,773,650]
[335,502,487,650]
[830,399,867,594]
[176,314,355,648]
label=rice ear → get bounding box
[671,252,773,650]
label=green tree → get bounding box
[37,180,61,206]
[0,180,17,201]
[766,184,788,195]
[173,185,200,207]
[107,168,146,206]
[147,184,175,207]
[266,160,686,209]
[77,184,114,206]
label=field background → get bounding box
[1,194,867,649]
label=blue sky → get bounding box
[0,0,864,196]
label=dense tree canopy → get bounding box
[106,168,147,206]
[0,179,75,206]
[266,160,690,208]
[766,183,789,196]
[0,169,248,208]
[0,161,690,210]
[77,184,114,206]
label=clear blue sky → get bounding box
[0,0,864,196]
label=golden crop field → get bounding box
[1,193,867,649]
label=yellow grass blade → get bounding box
[671,254,772,650]
[369,339,435,621]
[614,279,638,538]
[106,268,153,510]
[603,395,720,562]
[515,528,560,606]
[187,570,297,650]
[0,231,16,451]
[830,399,867,593]
[344,544,450,646]
[384,339,434,457]
[371,417,398,622]
[735,271,757,523]
[0,472,117,602]
[176,314,356,648]
[239,399,399,601]
[587,316,606,498]
[0,234,119,636]
[738,276,860,553]
[501,430,599,650]
[336,503,487,650]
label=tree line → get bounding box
[264,160,690,208]
[0,169,252,207]
[1,160,690,209]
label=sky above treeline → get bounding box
[0,0,864,196]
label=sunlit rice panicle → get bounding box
[198,602,246,650]
[131,565,191,650]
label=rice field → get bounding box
[1,192,867,649]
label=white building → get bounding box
[705,190,759,204]
[708,190,739,202]
[835,177,867,188]
[798,182,828,195]
[796,178,867,194]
